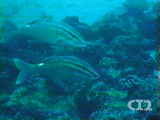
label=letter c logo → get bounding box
[127,100,136,111]
[128,99,152,111]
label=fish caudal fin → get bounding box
[15,71,30,84]
[13,58,35,84]
[0,20,18,43]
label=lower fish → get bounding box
[12,56,99,84]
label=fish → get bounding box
[12,56,99,84]
[1,20,87,48]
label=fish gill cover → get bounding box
[0,0,159,120]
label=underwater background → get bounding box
[0,0,159,120]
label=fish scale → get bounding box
[41,56,95,71]
[48,23,83,43]
[28,21,83,41]
[1,20,87,47]
[13,56,99,84]
[41,60,97,78]
[39,56,99,78]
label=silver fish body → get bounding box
[13,56,99,84]
[2,20,87,47]
[36,56,99,80]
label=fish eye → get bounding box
[38,63,44,66]
[25,25,30,27]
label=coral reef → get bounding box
[0,0,159,119]
[122,0,149,18]
[62,16,99,41]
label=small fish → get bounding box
[1,20,87,48]
[12,56,99,84]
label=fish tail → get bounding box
[0,20,18,43]
[13,58,35,84]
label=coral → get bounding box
[62,16,99,41]
[0,1,159,119]
[88,87,131,120]
[122,0,149,18]
[139,2,159,39]
[118,75,143,89]
[98,57,118,67]
[107,66,121,79]
[123,0,149,11]
[91,19,124,41]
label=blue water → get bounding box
[0,0,159,119]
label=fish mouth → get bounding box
[73,39,87,47]
[94,74,100,79]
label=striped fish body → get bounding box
[35,56,99,81]
[18,21,87,47]
[13,56,99,84]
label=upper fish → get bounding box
[1,20,87,48]
[12,56,99,84]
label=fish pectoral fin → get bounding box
[16,70,30,84]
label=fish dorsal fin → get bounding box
[27,20,53,25]
[26,20,83,39]
[40,56,76,63]
[40,57,56,63]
